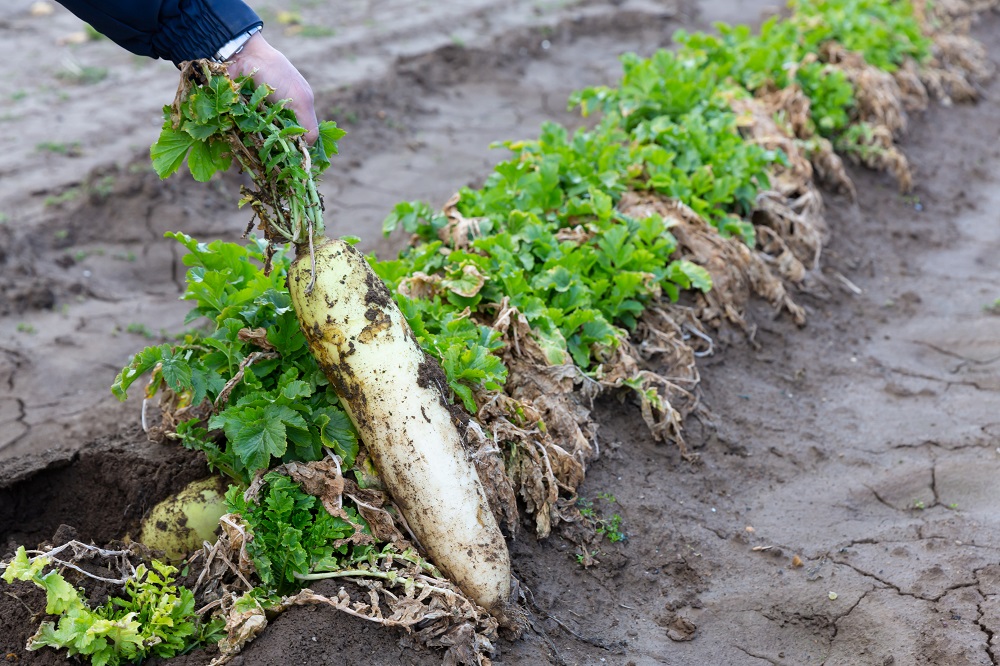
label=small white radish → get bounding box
[139,476,229,561]
[287,238,512,613]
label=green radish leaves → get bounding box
[150,62,345,241]
[1,549,214,666]
[224,474,365,594]
[441,344,507,413]
[150,126,201,179]
[316,122,348,170]
[372,0,931,392]
[114,234,358,484]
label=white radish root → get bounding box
[287,238,512,613]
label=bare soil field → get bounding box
[2,1,1000,664]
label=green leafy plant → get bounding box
[223,472,453,606]
[112,234,359,485]
[45,189,81,208]
[577,495,627,543]
[674,21,857,135]
[835,121,890,162]
[225,473,366,594]
[92,175,117,198]
[673,0,929,139]
[378,120,717,377]
[124,322,155,339]
[790,0,931,71]
[1,548,218,665]
[150,61,345,244]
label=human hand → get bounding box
[228,32,319,144]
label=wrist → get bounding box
[213,26,263,63]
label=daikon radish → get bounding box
[288,238,511,612]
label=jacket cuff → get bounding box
[151,0,263,64]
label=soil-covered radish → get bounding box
[288,238,512,612]
[138,476,228,561]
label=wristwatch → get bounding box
[213,25,262,62]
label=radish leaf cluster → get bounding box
[113,234,358,484]
[225,474,366,595]
[2,550,217,666]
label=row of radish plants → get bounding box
[1,0,971,664]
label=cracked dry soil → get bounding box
[2,1,1000,664]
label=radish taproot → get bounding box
[288,238,512,613]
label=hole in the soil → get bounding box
[0,429,209,554]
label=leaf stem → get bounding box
[293,568,456,598]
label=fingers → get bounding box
[286,82,319,145]
[268,69,317,144]
[228,32,319,144]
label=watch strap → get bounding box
[213,26,262,62]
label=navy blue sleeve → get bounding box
[54,0,262,64]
